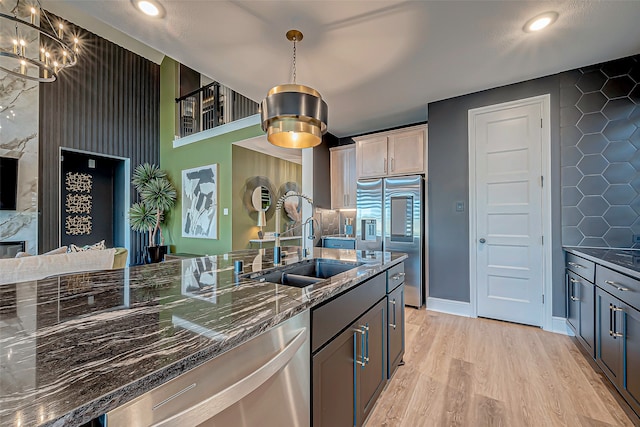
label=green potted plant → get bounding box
[128,163,177,263]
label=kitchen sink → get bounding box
[244,258,362,288]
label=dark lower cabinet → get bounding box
[357,298,387,425]
[622,304,640,415]
[596,287,640,415]
[312,298,387,427]
[387,283,405,379]
[566,272,579,332]
[312,326,357,427]
[596,287,623,384]
[567,271,595,357]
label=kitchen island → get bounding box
[0,247,406,427]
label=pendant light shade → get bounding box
[261,30,328,149]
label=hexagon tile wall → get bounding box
[561,54,640,247]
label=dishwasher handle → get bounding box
[153,327,308,427]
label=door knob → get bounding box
[479,238,486,243]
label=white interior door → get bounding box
[472,100,544,327]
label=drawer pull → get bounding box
[570,296,579,302]
[604,280,629,292]
[569,278,580,283]
[391,272,405,281]
[568,261,586,269]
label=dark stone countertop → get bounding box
[0,247,406,427]
[564,247,640,279]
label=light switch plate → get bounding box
[456,201,465,212]
[223,208,229,215]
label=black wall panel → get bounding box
[39,26,160,264]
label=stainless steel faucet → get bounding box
[274,192,313,265]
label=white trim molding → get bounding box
[426,297,472,317]
[552,317,575,336]
[468,94,553,331]
[173,114,261,148]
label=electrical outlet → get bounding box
[634,234,640,243]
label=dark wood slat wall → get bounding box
[39,28,160,265]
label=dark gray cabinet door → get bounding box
[567,271,580,332]
[621,302,640,415]
[596,287,623,386]
[356,298,387,426]
[578,279,595,358]
[387,283,405,378]
[312,326,356,427]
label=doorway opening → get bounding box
[60,149,130,262]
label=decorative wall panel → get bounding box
[39,23,160,264]
[0,1,39,255]
[560,55,640,247]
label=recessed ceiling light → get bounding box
[131,0,165,18]
[523,11,559,33]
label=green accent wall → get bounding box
[159,56,264,255]
[231,146,302,250]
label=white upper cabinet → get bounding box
[355,124,427,179]
[330,145,357,209]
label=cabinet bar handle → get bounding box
[354,327,366,367]
[364,324,370,365]
[604,280,629,292]
[391,158,395,172]
[570,296,579,301]
[569,278,580,283]
[383,158,387,173]
[568,262,585,269]
[389,299,397,329]
[612,306,624,338]
[609,304,614,336]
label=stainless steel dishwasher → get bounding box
[106,310,310,426]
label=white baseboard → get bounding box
[426,297,471,317]
[551,316,574,336]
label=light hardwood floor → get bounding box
[368,309,636,427]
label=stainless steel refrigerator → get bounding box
[356,175,426,307]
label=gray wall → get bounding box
[560,56,640,247]
[428,75,564,316]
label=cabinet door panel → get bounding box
[356,298,387,426]
[566,272,579,333]
[356,137,387,178]
[622,303,640,414]
[388,129,424,175]
[313,327,356,427]
[330,148,348,209]
[346,147,357,208]
[388,284,405,379]
[596,287,623,386]
[578,280,595,357]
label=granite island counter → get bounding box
[0,247,407,427]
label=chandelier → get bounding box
[0,0,79,82]
[260,30,328,149]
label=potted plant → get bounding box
[128,163,177,263]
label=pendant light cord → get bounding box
[292,36,297,84]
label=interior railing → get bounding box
[176,82,259,138]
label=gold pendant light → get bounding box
[261,30,328,149]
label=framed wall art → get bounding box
[182,163,218,239]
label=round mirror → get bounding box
[251,186,272,211]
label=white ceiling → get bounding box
[47,0,640,138]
